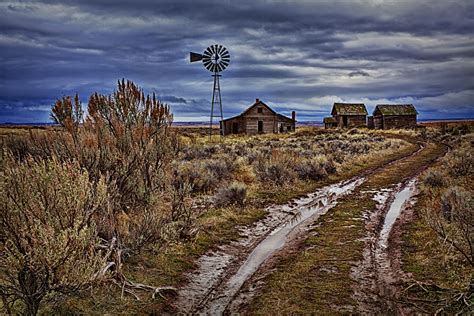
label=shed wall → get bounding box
[382,115,417,129]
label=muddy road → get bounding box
[176,177,365,313]
[175,142,447,313]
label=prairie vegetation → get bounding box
[2,79,470,314]
[401,129,473,313]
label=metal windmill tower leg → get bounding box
[209,71,224,139]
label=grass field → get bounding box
[1,121,472,314]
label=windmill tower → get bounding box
[190,44,230,138]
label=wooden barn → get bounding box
[373,104,418,129]
[328,103,368,128]
[220,99,296,135]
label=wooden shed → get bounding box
[330,103,368,128]
[323,117,337,129]
[373,104,418,129]
[221,99,296,135]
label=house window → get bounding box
[258,120,263,133]
[257,107,263,113]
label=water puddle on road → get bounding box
[378,179,417,249]
[184,177,365,314]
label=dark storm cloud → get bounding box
[0,0,473,123]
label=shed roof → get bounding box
[331,103,368,116]
[374,104,418,116]
[323,117,337,123]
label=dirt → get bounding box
[176,177,365,313]
[175,141,447,314]
[351,144,448,314]
[351,179,419,313]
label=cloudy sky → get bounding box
[1,0,473,123]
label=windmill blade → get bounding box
[217,45,224,55]
[203,60,212,69]
[220,61,229,68]
[205,62,213,71]
[205,47,213,56]
[190,52,203,62]
[216,64,223,72]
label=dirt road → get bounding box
[175,140,447,313]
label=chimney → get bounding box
[292,111,296,122]
[256,98,260,103]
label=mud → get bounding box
[351,179,419,313]
[176,177,365,313]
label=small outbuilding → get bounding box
[330,103,368,128]
[220,99,296,135]
[323,117,337,129]
[373,104,418,129]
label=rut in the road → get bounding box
[176,176,365,313]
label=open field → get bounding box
[1,115,472,314]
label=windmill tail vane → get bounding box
[190,44,230,139]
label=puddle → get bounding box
[378,179,417,249]
[185,177,365,314]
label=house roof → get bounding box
[374,104,418,116]
[241,99,277,116]
[331,103,368,116]
[323,117,337,123]
[221,99,295,122]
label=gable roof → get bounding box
[222,99,294,122]
[331,103,368,116]
[241,99,277,116]
[374,104,418,116]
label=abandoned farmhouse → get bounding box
[219,100,418,135]
[221,99,296,135]
[324,103,418,130]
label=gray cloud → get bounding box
[0,0,473,123]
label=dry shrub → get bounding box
[175,161,217,193]
[422,169,446,188]
[424,186,473,267]
[46,80,181,251]
[447,146,473,177]
[0,157,107,315]
[253,150,296,185]
[294,158,328,181]
[214,182,247,208]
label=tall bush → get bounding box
[0,157,107,315]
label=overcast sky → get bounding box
[1,0,473,123]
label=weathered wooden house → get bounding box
[373,104,418,129]
[326,103,368,128]
[220,99,296,135]
[323,117,337,129]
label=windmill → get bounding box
[190,44,230,138]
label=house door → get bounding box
[258,120,263,133]
[232,122,238,134]
[343,116,348,127]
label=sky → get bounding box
[1,0,473,123]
